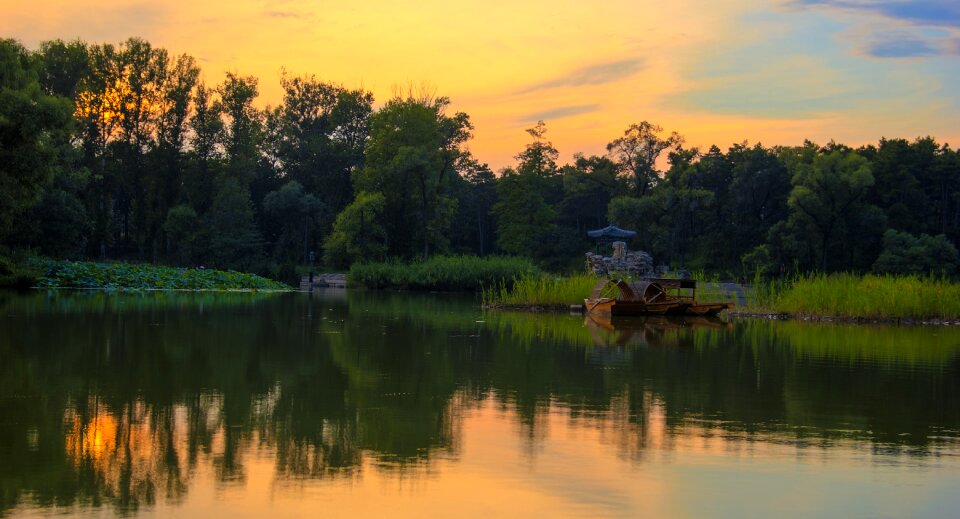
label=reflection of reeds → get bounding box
[717,319,960,367]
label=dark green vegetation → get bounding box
[347,255,537,291]
[1,290,958,515]
[30,259,288,290]
[3,37,960,283]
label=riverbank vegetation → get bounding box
[348,256,537,291]
[481,274,598,309]
[30,259,289,291]
[485,270,960,321]
[3,36,960,289]
[747,273,960,321]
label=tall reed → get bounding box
[481,273,598,307]
[773,273,960,319]
[348,255,539,291]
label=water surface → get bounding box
[1,289,959,518]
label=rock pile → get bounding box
[585,249,654,278]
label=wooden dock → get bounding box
[299,273,347,291]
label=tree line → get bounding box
[3,36,960,280]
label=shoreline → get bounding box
[727,311,960,326]
[485,303,960,326]
[22,286,294,293]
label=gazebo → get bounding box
[587,225,637,244]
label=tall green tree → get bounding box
[217,73,262,189]
[607,121,683,197]
[262,181,325,265]
[352,93,472,259]
[782,147,881,271]
[186,83,224,212]
[267,74,372,222]
[0,39,72,242]
[323,191,387,267]
[207,177,262,270]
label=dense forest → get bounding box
[3,36,960,282]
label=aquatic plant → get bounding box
[30,259,290,291]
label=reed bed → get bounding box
[348,255,538,291]
[770,273,960,320]
[481,273,598,308]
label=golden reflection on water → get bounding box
[39,386,959,518]
[4,291,960,517]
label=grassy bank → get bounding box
[482,274,598,309]
[29,259,290,291]
[753,273,960,320]
[348,256,539,291]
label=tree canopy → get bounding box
[3,36,960,280]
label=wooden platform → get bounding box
[299,273,347,290]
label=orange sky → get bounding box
[3,0,959,169]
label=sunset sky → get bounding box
[3,0,959,169]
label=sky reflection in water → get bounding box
[1,289,958,518]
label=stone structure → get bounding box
[586,249,654,278]
[612,241,626,259]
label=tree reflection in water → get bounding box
[0,289,958,514]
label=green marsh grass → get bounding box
[771,273,960,320]
[348,255,538,291]
[481,273,598,308]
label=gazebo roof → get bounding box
[587,225,637,239]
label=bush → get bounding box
[348,255,539,291]
[873,229,958,275]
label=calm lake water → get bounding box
[1,289,959,518]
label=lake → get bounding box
[1,289,959,518]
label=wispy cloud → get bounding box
[517,58,644,94]
[519,104,600,123]
[262,10,312,19]
[864,34,940,57]
[791,0,960,28]
[789,0,960,58]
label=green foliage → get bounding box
[481,273,598,307]
[0,39,73,238]
[207,177,263,271]
[30,259,288,291]
[323,191,388,268]
[783,148,881,271]
[873,229,958,275]
[3,35,960,283]
[267,74,372,217]
[492,171,556,257]
[606,121,683,196]
[354,93,471,259]
[348,255,539,291]
[262,180,325,264]
[163,204,201,264]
